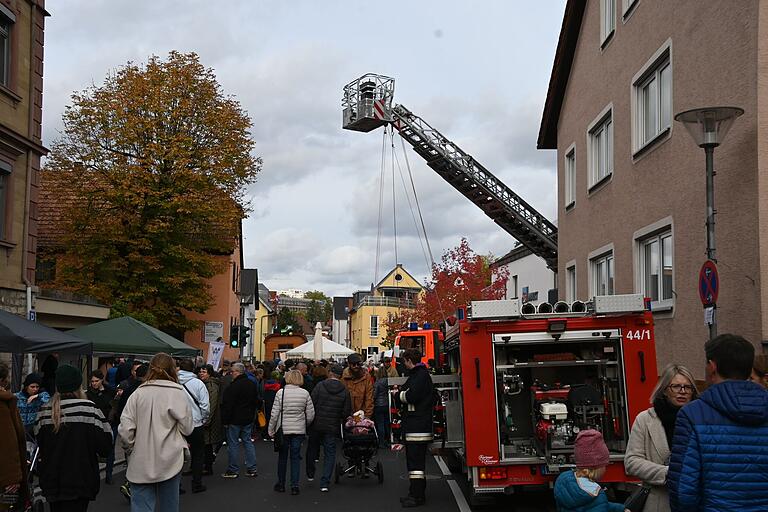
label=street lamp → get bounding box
[247,316,256,360]
[674,106,744,339]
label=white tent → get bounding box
[286,336,354,359]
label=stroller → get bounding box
[0,433,45,511]
[334,423,384,484]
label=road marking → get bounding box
[434,455,452,477]
[447,479,472,512]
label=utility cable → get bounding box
[390,126,398,267]
[374,127,387,286]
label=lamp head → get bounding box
[674,106,743,148]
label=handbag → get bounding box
[257,409,267,429]
[273,389,285,452]
[624,485,651,512]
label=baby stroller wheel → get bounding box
[335,462,343,484]
[376,461,384,484]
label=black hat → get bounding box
[55,365,82,393]
[329,364,344,377]
[23,372,42,388]
[347,353,362,365]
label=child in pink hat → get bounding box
[553,430,627,511]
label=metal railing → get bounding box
[356,296,415,309]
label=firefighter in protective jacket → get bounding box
[396,348,434,508]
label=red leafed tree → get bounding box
[415,238,508,325]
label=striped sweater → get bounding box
[34,398,113,502]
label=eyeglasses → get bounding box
[668,384,695,394]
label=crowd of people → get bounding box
[1,333,767,512]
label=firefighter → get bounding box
[396,348,434,508]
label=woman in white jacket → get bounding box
[268,370,315,495]
[119,353,193,512]
[624,364,698,512]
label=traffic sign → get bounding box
[699,260,719,306]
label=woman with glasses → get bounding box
[625,364,699,512]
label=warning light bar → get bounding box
[470,300,521,320]
[593,294,645,314]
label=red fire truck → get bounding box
[389,294,657,498]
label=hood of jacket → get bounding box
[699,380,768,426]
[322,378,347,395]
[554,470,600,508]
[140,379,184,390]
[177,370,197,385]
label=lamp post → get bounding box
[247,316,256,360]
[674,106,743,339]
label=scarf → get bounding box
[653,394,681,447]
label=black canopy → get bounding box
[0,308,93,354]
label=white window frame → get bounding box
[622,0,639,20]
[512,275,518,299]
[369,315,379,338]
[565,261,577,303]
[632,40,673,155]
[589,244,615,297]
[587,105,613,190]
[564,143,576,209]
[633,216,674,312]
[600,0,616,46]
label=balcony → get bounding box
[356,296,415,309]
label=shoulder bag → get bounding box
[624,484,650,512]
[273,389,285,452]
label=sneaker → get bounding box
[221,471,239,479]
[273,484,286,493]
[320,487,329,492]
[120,483,131,501]
[246,469,258,478]
[291,487,300,495]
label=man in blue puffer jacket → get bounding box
[667,333,768,511]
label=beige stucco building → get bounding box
[349,264,422,358]
[538,0,767,376]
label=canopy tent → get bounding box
[0,308,92,354]
[69,316,199,357]
[286,336,354,359]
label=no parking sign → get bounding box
[699,260,719,306]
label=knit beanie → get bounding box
[23,372,42,388]
[55,365,82,393]
[573,429,610,468]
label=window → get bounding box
[369,315,379,338]
[0,161,10,240]
[512,275,518,299]
[588,111,613,188]
[564,147,575,208]
[633,44,672,152]
[0,5,14,88]
[600,0,616,46]
[591,252,614,296]
[639,231,673,308]
[622,0,639,18]
[566,265,577,303]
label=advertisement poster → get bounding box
[203,321,224,343]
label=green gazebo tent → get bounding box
[69,316,199,357]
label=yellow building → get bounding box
[349,264,423,358]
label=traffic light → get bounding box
[239,325,250,348]
[229,324,241,348]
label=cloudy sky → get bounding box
[43,1,565,297]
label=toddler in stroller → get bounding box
[334,411,383,484]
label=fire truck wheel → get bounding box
[376,461,384,484]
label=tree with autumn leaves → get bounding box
[41,52,261,332]
[380,238,508,346]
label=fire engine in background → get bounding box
[388,294,658,499]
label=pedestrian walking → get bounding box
[306,364,351,492]
[35,364,113,512]
[553,429,625,511]
[373,366,391,448]
[220,363,260,478]
[396,349,434,508]
[86,370,118,484]
[177,359,210,494]
[268,369,315,495]
[0,362,28,511]
[198,365,224,476]
[342,353,374,418]
[118,353,194,512]
[624,364,698,512]
[40,353,59,395]
[751,354,768,389]
[15,372,50,436]
[667,334,768,511]
[263,371,281,439]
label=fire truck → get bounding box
[389,294,657,498]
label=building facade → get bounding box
[349,264,422,357]
[491,245,556,305]
[0,0,47,317]
[538,0,765,375]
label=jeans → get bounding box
[277,434,305,488]
[131,473,181,512]
[306,432,337,487]
[184,426,205,487]
[105,424,118,480]
[226,424,257,473]
[374,406,390,447]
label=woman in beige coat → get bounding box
[624,364,699,512]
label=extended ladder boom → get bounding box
[342,74,558,270]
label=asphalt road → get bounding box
[93,438,556,512]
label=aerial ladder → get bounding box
[342,74,558,271]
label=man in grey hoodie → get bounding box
[306,364,351,491]
[177,359,210,494]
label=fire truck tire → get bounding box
[335,462,343,484]
[376,461,384,484]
